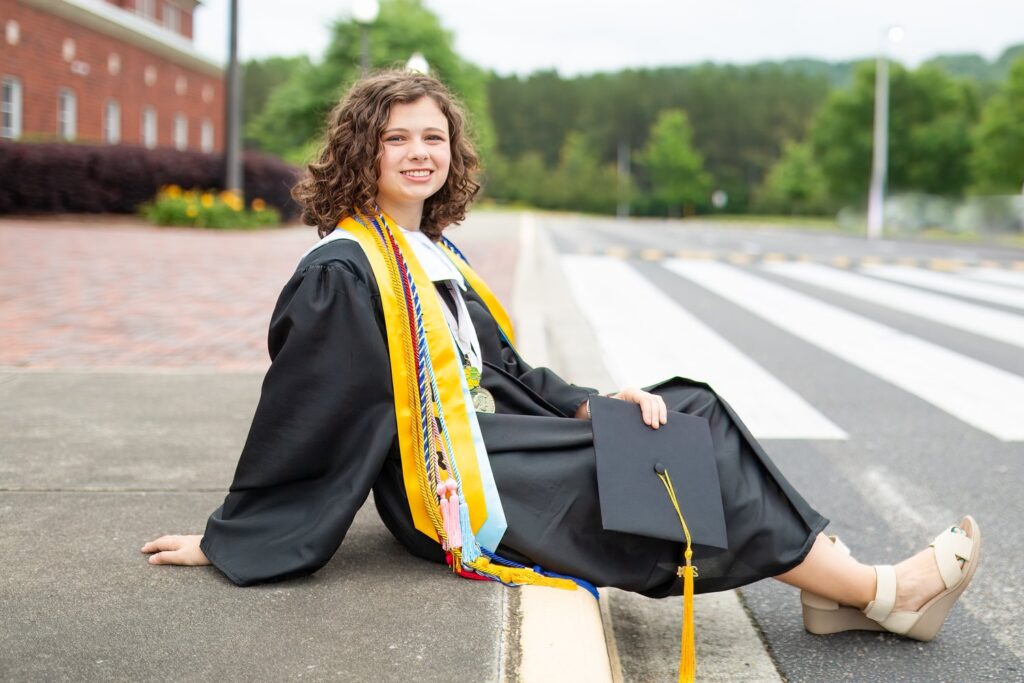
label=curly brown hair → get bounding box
[291,70,481,241]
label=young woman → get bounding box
[142,71,980,649]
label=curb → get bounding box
[509,212,617,682]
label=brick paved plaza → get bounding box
[0,215,519,370]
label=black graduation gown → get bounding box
[200,239,829,596]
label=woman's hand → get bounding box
[141,534,210,566]
[609,387,668,430]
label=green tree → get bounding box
[241,56,310,150]
[809,61,978,204]
[635,110,712,216]
[488,63,831,214]
[552,132,619,213]
[245,0,493,163]
[969,57,1024,193]
[483,151,555,207]
[752,140,830,215]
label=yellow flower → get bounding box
[166,185,182,198]
[186,205,198,217]
[251,198,266,212]
[200,193,214,208]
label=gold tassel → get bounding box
[657,469,698,683]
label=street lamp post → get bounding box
[224,0,242,198]
[353,0,380,76]
[866,25,904,240]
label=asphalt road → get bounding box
[540,214,1024,683]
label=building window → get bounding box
[108,53,121,76]
[141,105,157,148]
[2,76,23,140]
[163,3,181,33]
[136,0,156,20]
[62,38,75,62]
[174,113,187,150]
[200,118,213,152]
[57,87,76,140]
[104,99,121,144]
[5,20,20,46]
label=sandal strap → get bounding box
[863,564,897,622]
[929,528,973,590]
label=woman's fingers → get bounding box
[142,535,208,565]
[618,388,668,429]
[141,535,181,553]
[148,548,199,565]
[148,550,180,565]
[642,395,667,429]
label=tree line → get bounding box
[241,0,1024,217]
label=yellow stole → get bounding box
[341,212,576,590]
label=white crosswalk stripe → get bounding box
[559,255,848,440]
[664,259,1024,442]
[861,265,1024,310]
[762,261,1024,348]
[960,267,1024,290]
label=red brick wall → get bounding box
[1,0,221,150]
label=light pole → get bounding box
[224,0,242,198]
[866,25,904,240]
[353,0,380,76]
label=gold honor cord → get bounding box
[657,467,698,683]
[344,215,489,541]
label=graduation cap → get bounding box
[590,395,727,551]
[589,394,728,683]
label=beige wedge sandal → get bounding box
[801,535,885,635]
[861,516,981,642]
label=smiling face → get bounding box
[375,96,452,229]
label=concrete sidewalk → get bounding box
[0,215,520,681]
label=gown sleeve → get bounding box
[502,349,598,417]
[488,311,597,417]
[199,261,396,586]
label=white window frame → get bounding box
[136,0,156,20]
[173,112,187,150]
[104,98,121,144]
[141,105,157,148]
[57,87,76,141]
[1,75,23,140]
[163,3,180,33]
[200,118,213,152]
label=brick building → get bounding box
[1,0,224,152]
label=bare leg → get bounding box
[773,532,959,613]
[773,533,877,609]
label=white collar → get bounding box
[297,224,466,291]
[398,226,467,291]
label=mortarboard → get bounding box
[589,394,729,683]
[590,395,727,551]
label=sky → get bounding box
[192,1,1024,75]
